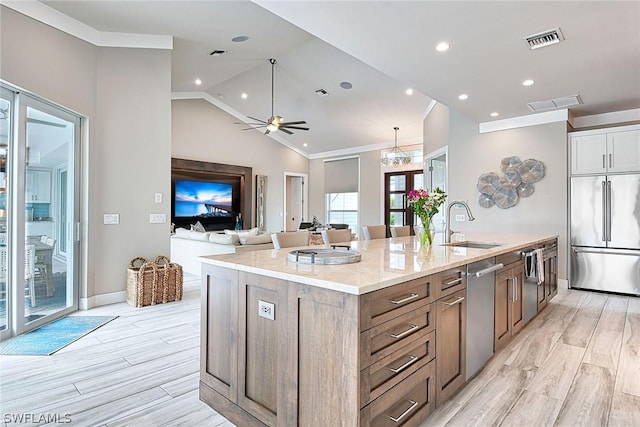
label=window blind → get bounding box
[324,157,358,193]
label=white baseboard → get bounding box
[559,279,569,290]
[79,290,126,310]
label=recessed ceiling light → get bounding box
[522,79,535,86]
[436,42,450,52]
[241,93,248,99]
[195,78,202,85]
[406,88,414,95]
[458,94,468,100]
[491,112,499,117]
[340,82,353,90]
[231,35,249,43]
[303,143,308,147]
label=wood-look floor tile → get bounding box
[560,315,598,348]
[160,371,199,397]
[615,314,640,397]
[534,304,578,333]
[582,326,622,371]
[598,296,629,331]
[418,396,462,427]
[526,343,585,401]
[498,390,563,427]
[575,291,608,318]
[504,327,562,372]
[627,298,640,315]
[608,391,640,427]
[554,363,614,427]
[444,365,529,426]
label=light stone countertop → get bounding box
[200,231,558,295]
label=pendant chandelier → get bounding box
[381,127,411,167]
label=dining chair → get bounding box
[362,225,387,240]
[271,231,311,249]
[24,244,36,307]
[320,229,352,245]
[35,238,56,296]
[390,225,411,238]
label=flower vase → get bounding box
[417,218,436,246]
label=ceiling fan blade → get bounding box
[242,126,268,131]
[278,121,306,126]
[279,128,293,135]
[247,116,268,124]
[27,118,67,128]
[281,125,309,131]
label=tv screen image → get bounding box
[174,180,233,218]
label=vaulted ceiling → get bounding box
[17,1,640,157]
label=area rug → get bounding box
[0,315,117,355]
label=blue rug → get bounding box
[0,315,117,355]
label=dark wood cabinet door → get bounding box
[435,289,467,405]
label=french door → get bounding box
[0,84,80,340]
[384,170,424,236]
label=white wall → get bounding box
[1,7,172,300]
[448,110,568,278]
[171,99,309,233]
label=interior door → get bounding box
[384,170,423,235]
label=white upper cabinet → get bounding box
[607,130,640,173]
[570,125,640,175]
[26,169,51,203]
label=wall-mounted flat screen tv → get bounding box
[174,180,233,218]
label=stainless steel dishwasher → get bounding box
[466,258,504,380]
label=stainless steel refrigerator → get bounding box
[570,173,640,295]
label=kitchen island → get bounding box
[199,232,558,426]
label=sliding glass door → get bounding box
[0,84,80,339]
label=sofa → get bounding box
[170,227,274,275]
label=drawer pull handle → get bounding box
[443,277,462,287]
[389,293,419,305]
[387,354,418,374]
[442,296,465,306]
[388,399,419,423]
[390,324,419,339]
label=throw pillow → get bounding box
[191,221,206,233]
[189,230,210,241]
[174,228,190,237]
[240,233,273,245]
[209,233,240,245]
[224,227,259,238]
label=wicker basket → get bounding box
[126,256,183,308]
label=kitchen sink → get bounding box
[441,241,503,249]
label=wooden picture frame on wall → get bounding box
[256,175,267,232]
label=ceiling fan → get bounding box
[237,58,309,135]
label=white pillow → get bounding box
[225,227,259,238]
[174,228,190,237]
[209,233,240,245]
[189,230,210,241]
[240,234,273,245]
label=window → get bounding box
[326,192,358,235]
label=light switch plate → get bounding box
[455,214,465,222]
[149,214,166,224]
[103,214,119,225]
[154,192,162,203]
[258,300,275,320]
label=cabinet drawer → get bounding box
[360,361,435,427]
[360,275,436,332]
[435,267,466,299]
[361,304,434,368]
[361,330,435,407]
[497,251,522,268]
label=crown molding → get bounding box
[479,109,569,133]
[2,1,172,49]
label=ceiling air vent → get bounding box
[315,88,329,97]
[527,94,582,112]
[524,28,564,49]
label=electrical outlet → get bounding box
[455,214,465,222]
[258,300,275,320]
[149,214,166,224]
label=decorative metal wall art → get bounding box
[477,156,545,209]
[256,175,267,231]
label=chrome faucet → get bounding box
[446,200,475,243]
